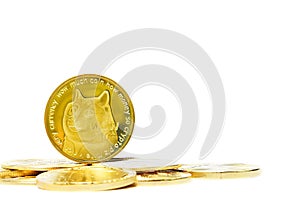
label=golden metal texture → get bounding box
[179,163,261,179]
[36,166,136,191]
[1,159,86,171]
[137,170,191,185]
[44,75,135,163]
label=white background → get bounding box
[0,0,299,199]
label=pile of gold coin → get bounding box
[0,74,261,191]
[0,158,260,190]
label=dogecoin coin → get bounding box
[1,159,86,171]
[179,163,261,179]
[137,170,191,185]
[103,157,181,172]
[36,166,136,191]
[44,74,135,163]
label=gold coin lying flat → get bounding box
[0,169,39,185]
[0,169,40,178]
[36,166,136,191]
[103,157,181,172]
[134,164,182,173]
[44,74,135,163]
[137,170,191,185]
[179,163,261,179]
[0,176,36,185]
[1,159,86,171]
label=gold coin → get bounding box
[0,169,40,178]
[134,164,182,173]
[1,159,86,171]
[0,176,36,185]
[179,163,261,179]
[36,166,136,191]
[102,157,181,172]
[137,170,191,185]
[44,74,135,163]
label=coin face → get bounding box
[102,157,181,172]
[1,159,86,171]
[44,75,135,163]
[179,163,261,178]
[137,170,191,185]
[36,166,136,191]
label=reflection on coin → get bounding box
[1,159,86,171]
[0,176,36,185]
[36,166,136,191]
[137,170,191,185]
[103,157,181,172]
[179,163,261,178]
[44,74,135,163]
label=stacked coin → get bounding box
[43,74,137,190]
[0,158,261,189]
[0,74,261,190]
[0,168,40,185]
[0,159,86,185]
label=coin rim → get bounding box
[0,169,40,178]
[1,159,86,171]
[101,158,182,172]
[178,163,261,178]
[44,74,135,163]
[136,170,191,185]
[0,176,37,185]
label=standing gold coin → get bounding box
[44,75,135,163]
[36,166,136,191]
[137,170,191,185]
[1,159,86,171]
[179,163,261,179]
